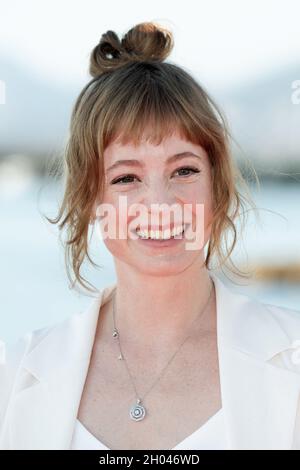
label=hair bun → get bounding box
[89,21,174,77]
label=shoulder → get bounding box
[216,274,300,370]
[252,300,300,373]
[0,286,111,391]
[228,280,300,335]
[0,316,74,427]
[263,302,300,336]
[0,328,45,380]
[0,309,83,374]
[0,291,104,426]
[1,316,70,366]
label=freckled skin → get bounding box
[98,131,214,278]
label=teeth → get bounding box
[136,225,185,240]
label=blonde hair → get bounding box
[46,21,257,293]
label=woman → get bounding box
[1,22,300,451]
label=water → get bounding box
[0,178,299,345]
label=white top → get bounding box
[70,407,229,450]
[2,273,300,450]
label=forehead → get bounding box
[103,131,205,164]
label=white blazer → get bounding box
[1,272,300,450]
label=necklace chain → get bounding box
[112,278,214,421]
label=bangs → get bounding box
[99,70,212,152]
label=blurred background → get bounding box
[0,0,299,345]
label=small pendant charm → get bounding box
[112,329,118,338]
[130,399,146,421]
[118,353,123,360]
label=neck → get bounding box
[109,259,215,354]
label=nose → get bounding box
[141,176,177,207]
[138,179,182,228]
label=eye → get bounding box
[173,166,200,177]
[110,166,200,185]
[111,174,140,185]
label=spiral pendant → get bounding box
[130,399,146,421]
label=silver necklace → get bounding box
[112,279,214,422]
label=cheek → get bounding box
[97,208,126,241]
[182,184,213,226]
[99,209,129,261]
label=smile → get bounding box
[135,225,185,240]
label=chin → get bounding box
[128,251,203,277]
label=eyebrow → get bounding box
[106,151,202,173]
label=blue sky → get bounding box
[1,0,300,90]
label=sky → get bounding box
[1,0,300,91]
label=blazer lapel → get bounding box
[219,344,300,449]
[5,273,300,449]
[7,284,117,450]
[213,274,300,449]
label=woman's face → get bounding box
[96,130,214,277]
